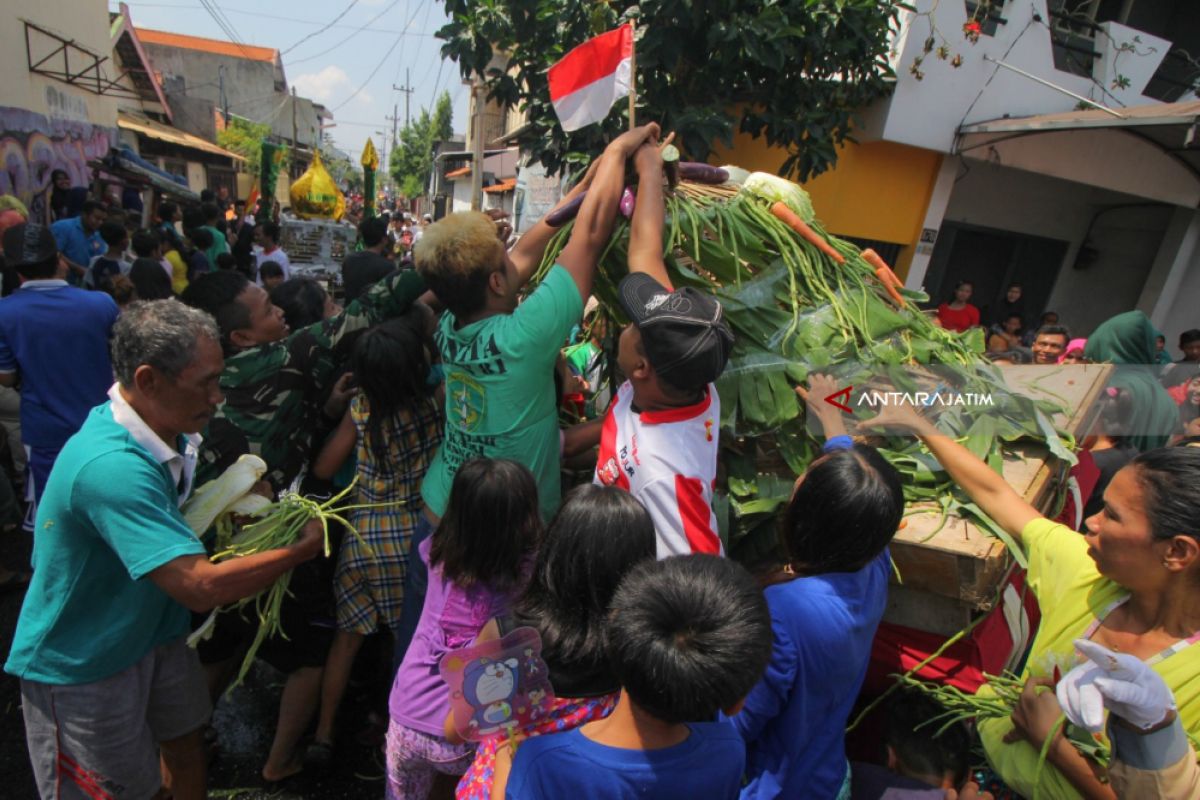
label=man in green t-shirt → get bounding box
[416,122,661,524]
[393,124,661,661]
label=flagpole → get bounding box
[628,24,636,131]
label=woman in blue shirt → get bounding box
[729,375,904,800]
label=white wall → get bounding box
[943,160,1173,336]
[450,180,473,215]
[1150,209,1200,358]
[882,1,1176,154]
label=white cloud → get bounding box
[292,65,372,106]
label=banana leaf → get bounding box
[532,174,1076,565]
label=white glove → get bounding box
[1056,638,1176,733]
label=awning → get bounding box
[956,100,1200,207]
[117,112,245,161]
[445,166,471,179]
[483,178,517,194]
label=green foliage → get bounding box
[217,118,289,178]
[437,0,898,180]
[389,91,454,199]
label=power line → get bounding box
[280,0,360,55]
[283,0,405,67]
[329,0,428,112]
[196,0,257,63]
[116,2,440,35]
[114,1,439,35]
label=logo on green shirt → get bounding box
[447,372,486,432]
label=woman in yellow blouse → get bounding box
[867,404,1200,799]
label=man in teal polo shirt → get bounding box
[5,300,323,800]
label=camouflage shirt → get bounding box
[197,269,426,491]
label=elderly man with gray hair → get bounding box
[5,300,323,800]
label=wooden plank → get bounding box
[884,364,1113,615]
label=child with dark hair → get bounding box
[258,260,285,291]
[386,458,540,799]
[215,251,237,271]
[128,257,174,300]
[729,373,905,799]
[308,312,443,764]
[456,484,657,799]
[589,140,733,558]
[86,221,128,289]
[270,277,339,330]
[496,553,772,799]
[850,691,977,799]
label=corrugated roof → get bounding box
[135,28,277,63]
[483,178,517,193]
[118,112,245,161]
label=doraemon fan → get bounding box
[439,626,554,741]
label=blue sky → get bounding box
[111,0,471,168]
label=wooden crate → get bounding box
[883,364,1113,635]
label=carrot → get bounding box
[770,201,845,264]
[861,248,905,306]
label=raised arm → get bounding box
[556,123,661,302]
[627,142,672,289]
[863,404,1040,545]
[507,160,599,286]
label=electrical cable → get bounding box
[283,0,404,67]
[329,0,428,112]
[280,0,360,55]
[115,2,439,36]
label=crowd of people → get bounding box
[0,123,1197,800]
[938,279,1200,439]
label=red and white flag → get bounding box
[547,25,633,133]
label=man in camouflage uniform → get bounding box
[179,268,425,782]
[181,268,426,490]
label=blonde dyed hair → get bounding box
[413,211,505,317]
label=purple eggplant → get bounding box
[679,163,730,184]
[545,191,586,227]
[619,186,636,218]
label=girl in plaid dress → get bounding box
[309,314,443,759]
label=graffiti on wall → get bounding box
[0,106,115,222]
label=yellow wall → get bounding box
[710,134,943,278]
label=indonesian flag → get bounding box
[548,25,633,133]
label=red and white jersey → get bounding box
[594,381,722,559]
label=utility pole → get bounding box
[290,86,298,168]
[470,77,484,211]
[385,106,400,193]
[393,69,414,126]
[219,65,229,126]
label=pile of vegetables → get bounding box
[183,455,385,688]
[536,160,1075,563]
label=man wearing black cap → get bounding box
[0,223,118,519]
[593,142,734,558]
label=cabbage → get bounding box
[742,172,815,222]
